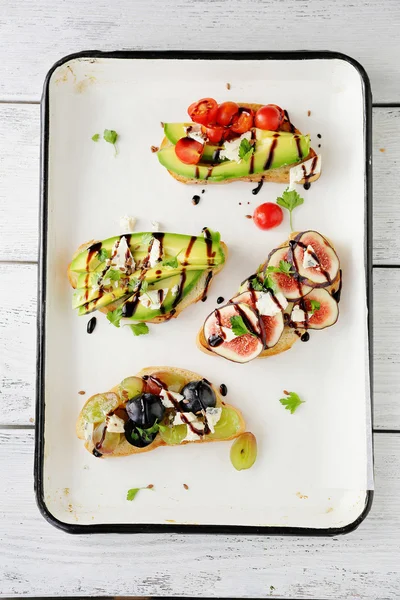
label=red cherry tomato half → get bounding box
[175,137,204,165]
[253,202,283,230]
[230,108,254,134]
[216,101,239,126]
[187,98,218,126]
[254,105,284,131]
[202,124,226,144]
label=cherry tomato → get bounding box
[216,101,239,126]
[202,124,226,143]
[230,108,254,134]
[187,98,218,125]
[254,104,284,131]
[175,137,204,165]
[253,202,283,230]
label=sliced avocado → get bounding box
[70,231,225,274]
[120,271,204,322]
[158,131,310,182]
[163,123,221,163]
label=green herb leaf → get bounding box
[92,133,100,142]
[279,391,305,414]
[238,138,254,161]
[263,273,277,293]
[309,300,321,315]
[276,188,304,231]
[141,233,154,246]
[279,260,294,275]
[230,315,256,338]
[130,323,149,337]
[108,269,121,281]
[250,277,264,292]
[97,248,110,262]
[104,129,118,144]
[135,420,159,442]
[126,488,141,501]
[106,307,123,328]
[128,277,139,292]
[140,280,149,293]
[162,256,179,269]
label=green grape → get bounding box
[92,422,121,454]
[149,371,187,393]
[230,432,257,471]
[81,392,120,424]
[158,423,187,445]
[207,407,241,440]
[119,376,144,401]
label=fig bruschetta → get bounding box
[68,229,227,327]
[157,99,321,185]
[197,231,341,363]
[77,366,245,457]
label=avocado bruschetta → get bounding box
[68,229,227,327]
[157,98,321,185]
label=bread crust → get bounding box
[76,366,246,457]
[197,232,341,360]
[161,103,320,186]
[68,241,228,322]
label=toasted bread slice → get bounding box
[68,240,228,324]
[161,103,320,186]
[76,366,246,457]
[197,232,341,359]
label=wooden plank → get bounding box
[0,104,399,263]
[0,0,400,102]
[0,430,398,598]
[0,263,398,430]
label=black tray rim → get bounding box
[35,49,374,536]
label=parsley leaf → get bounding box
[276,188,304,231]
[108,269,121,281]
[126,488,141,501]
[266,260,294,276]
[128,277,139,292]
[92,133,100,142]
[279,391,305,414]
[162,256,179,269]
[106,307,123,328]
[130,323,149,337]
[103,129,118,156]
[230,315,256,337]
[141,233,154,246]
[140,280,149,293]
[250,277,264,291]
[309,300,321,315]
[238,138,254,162]
[97,248,110,262]
[263,273,277,293]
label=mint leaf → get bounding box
[108,269,121,281]
[130,323,149,337]
[106,307,123,328]
[238,138,254,161]
[97,248,110,262]
[230,315,256,337]
[276,188,304,231]
[279,391,305,414]
[309,299,321,315]
[92,133,100,142]
[126,488,141,501]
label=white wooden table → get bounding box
[1,1,400,598]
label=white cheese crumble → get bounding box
[84,422,94,442]
[292,306,306,322]
[119,215,136,232]
[106,414,125,433]
[173,411,200,426]
[183,427,203,442]
[220,326,237,342]
[171,284,180,296]
[289,155,322,191]
[220,131,252,163]
[204,406,222,433]
[302,245,319,269]
[138,288,168,310]
[159,388,183,409]
[150,220,161,232]
[110,236,135,272]
[149,237,163,267]
[185,124,206,145]
[256,291,288,317]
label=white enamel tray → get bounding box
[35,51,373,534]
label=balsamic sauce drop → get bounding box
[219,383,228,396]
[252,178,264,195]
[87,316,97,334]
[216,296,225,304]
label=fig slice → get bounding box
[203,302,264,363]
[290,288,339,330]
[264,246,312,300]
[288,231,340,287]
[230,290,285,349]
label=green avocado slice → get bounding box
[158,131,310,182]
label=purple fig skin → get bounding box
[287,231,340,289]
